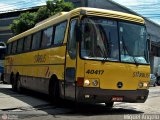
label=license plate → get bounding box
[112,96,123,102]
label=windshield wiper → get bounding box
[101,32,111,62]
[96,45,108,62]
[121,37,139,66]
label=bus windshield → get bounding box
[119,22,148,64]
[80,17,149,64]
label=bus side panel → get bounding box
[4,46,66,94]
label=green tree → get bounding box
[11,0,74,34]
[49,0,74,15]
[35,6,50,23]
[10,12,36,34]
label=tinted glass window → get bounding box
[81,17,119,61]
[54,21,67,44]
[32,31,41,50]
[41,27,53,48]
[7,44,12,55]
[17,38,24,53]
[119,22,148,64]
[0,48,5,59]
[12,41,17,54]
[68,19,77,59]
[24,35,32,51]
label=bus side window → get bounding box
[68,19,77,59]
[54,21,67,45]
[41,27,53,48]
[12,41,17,54]
[17,38,24,53]
[32,31,41,50]
[7,43,12,55]
[24,35,32,52]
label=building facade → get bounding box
[0,7,39,44]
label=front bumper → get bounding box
[76,87,149,103]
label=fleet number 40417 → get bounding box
[86,70,104,75]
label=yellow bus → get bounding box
[4,7,150,107]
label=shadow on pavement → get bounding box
[0,84,143,116]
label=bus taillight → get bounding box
[77,77,84,87]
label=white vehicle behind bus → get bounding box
[0,42,6,82]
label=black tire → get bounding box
[1,73,4,83]
[153,83,156,87]
[11,74,17,91]
[17,75,23,93]
[157,78,160,85]
[49,77,60,105]
[105,102,114,109]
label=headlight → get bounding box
[84,79,90,86]
[139,82,148,88]
[143,82,148,87]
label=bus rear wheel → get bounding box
[16,75,23,93]
[49,77,60,105]
[105,102,114,109]
[11,75,17,91]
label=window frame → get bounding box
[7,43,12,55]
[11,41,17,54]
[17,38,25,53]
[24,35,32,52]
[67,18,78,59]
[6,20,68,55]
[53,20,67,46]
[31,31,42,50]
[41,26,54,49]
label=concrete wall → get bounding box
[0,8,39,43]
[0,17,16,43]
[145,20,160,43]
[88,0,133,14]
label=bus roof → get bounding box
[8,7,144,43]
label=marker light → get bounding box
[138,82,143,88]
[92,80,98,86]
[138,82,148,88]
[80,10,87,15]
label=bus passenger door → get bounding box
[65,18,78,100]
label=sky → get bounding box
[0,0,160,25]
[0,0,47,12]
[112,0,160,25]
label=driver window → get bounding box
[81,19,108,58]
[68,19,77,59]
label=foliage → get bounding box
[35,7,50,23]
[10,12,36,35]
[11,0,74,34]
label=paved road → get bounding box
[0,83,160,120]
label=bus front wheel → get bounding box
[157,77,160,85]
[105,102,114,109]
[49,77,60,104]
